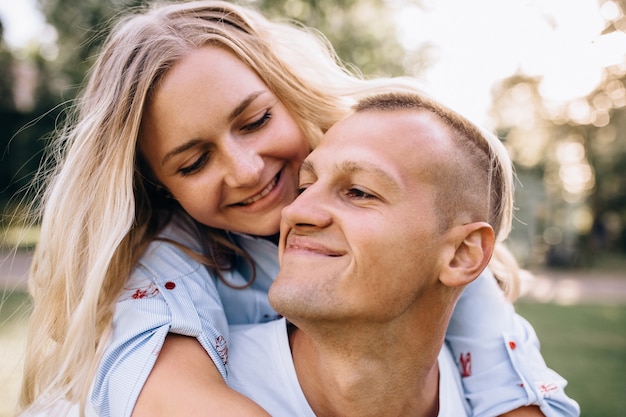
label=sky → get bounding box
[0,0,46,47]
[0,0,625,125]
[392,0,626,124]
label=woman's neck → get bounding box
[258,232,280,245]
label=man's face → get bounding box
[269,109,456,323]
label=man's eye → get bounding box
[242,110,272,132]
[297,185,310,195]
[179,152,209,176]
[346,188,375,199]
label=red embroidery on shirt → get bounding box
[121,282,160,301]
[216,335,228,365]
[132,289,148,299]
[459,352,472,377]
[539,383,559,396]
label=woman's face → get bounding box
[140,46,310,236]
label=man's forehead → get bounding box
[304,110,448,184]
[318,109,450,159]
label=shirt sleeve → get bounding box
[445,268,580,417]
[90,240,229,417]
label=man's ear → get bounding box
[440,222,495,288]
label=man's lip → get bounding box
[284,235,344,257]
[233,171,281,206]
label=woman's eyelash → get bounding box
[242,110,272,131]
[176,110,271,177]
[179,152,209,176]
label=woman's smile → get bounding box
[140,46,309,236]
[236,171,282,206]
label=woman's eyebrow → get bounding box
[229,90,265,121]
[161,139,203,166]
[160,91,267,166]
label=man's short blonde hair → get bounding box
[354,92,514,242]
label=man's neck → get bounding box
[288,316,445,417]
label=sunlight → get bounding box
[392,0,626,125]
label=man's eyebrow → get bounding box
[299,158,401,191]
[336,161,400,191]
[161,91,266,166]
[299,159,315,176]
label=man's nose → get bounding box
[281,184,332,229]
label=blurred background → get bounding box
[0,0,624,416]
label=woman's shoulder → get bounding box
[159,212,206,251]
[118,215,213,300]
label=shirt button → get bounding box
[509,340,517,350]
[165,281,176,290]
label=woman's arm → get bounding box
[500,406,545,416]
[446,268,580,417]
[133,334,271,417]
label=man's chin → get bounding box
[268,274,310,316]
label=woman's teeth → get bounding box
[239,174,279,206]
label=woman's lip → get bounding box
[235,171,281,206]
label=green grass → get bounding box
[0,293,624,416]
[0,291,31,417]
[516,302,626,417]
[0,290,31,323]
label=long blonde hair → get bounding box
[18,0,520,413]
[18,1,413,412]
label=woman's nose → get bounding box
[222,141,264,188]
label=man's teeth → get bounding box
[239,175,278,205]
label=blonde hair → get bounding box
[19,1,418,413]
[19,1,520,413]
[354,92,520,298]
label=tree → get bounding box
[255,0,406,77]
[490,40,626,268]
[38,0,409,92]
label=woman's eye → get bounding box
[179,152,209,176]
[241,110,272,132]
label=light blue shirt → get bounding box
[91,216,280,417]
[90,215,579,417]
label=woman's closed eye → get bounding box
[241,110,272,132]
[179,151,210,176]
